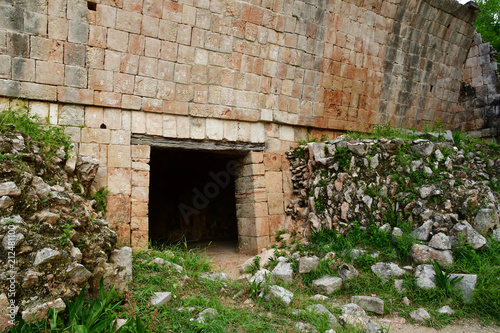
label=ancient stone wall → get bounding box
[459,33,500,138]
[0,0,488,253]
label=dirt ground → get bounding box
[195,241,500,333]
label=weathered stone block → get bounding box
[20,82,57,101]
[265,171,283,193]
[0,55,11,79]
[12,58,35,81]
[59,104,85,126]
[65,66,87,88]
[68,21,89,44]
[64,42,86,66]
[35,61,64,85]
[7,32,29,57]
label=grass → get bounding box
[0,104,73,163]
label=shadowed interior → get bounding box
[148,148,239,246]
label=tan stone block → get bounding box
[30,37,63,62]
[223,121,238,141]
[113,73,135,94]
[131,186,148,201]
[263,153,281,171]
[79,142,100,158]
[111,129,131,145]
[122,95,142,110]
[250,123,265,143]
[235,189,267,203]
[131,111,146,133]
[269,215,285,237]
[131,145,150,159]
[237,121,251,141]
[267,192,284,215]
[135,76,157,97]
[177,44,195,64]
[242,151,263,164]
[107,29,129,52]
[132,170,149,187]
[88,69,113,91]
[86,46,104,70]
[205,118,223,140]
[190,117,205,139]
[131,216,148,230]
[146,112,163,135]
[158,60,175,80]
[89,25,107,48]
[108,167,132,195]
[138,56,158,77]
[163,114,176,137]
[279,125,295,141]
[99,144,108,166]
[235,175,265,193]
[94,91,121,108]
[265,171,282,193]
[176,116,190,138]
[237,217,269,237]
[131,229,148,249]
[142,15,159,37]
[35,61,64,85]
[177,24,192,45]
[48,17,68,40]
[174,64,191,84]
[236,163,264,177]
[106,194,131,227]
[144,37,161,58]
[157,80,175,100]
[96,4,116,28]
[131,200,148,217]
[128,34,145,55]
[238,236,269,255]
[236,202,268,218]
[158,19,178,41]
[64,126,81,143]
[116,8,142,34]
[115,225,131,246]
[30,101,49,122]
[103,108,122,129]
[49,103,58,125]
[142,98,162,112]
[108,145,131,168]
[92,166,108,190]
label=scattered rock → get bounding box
[428,233,451,250]
[22,298,66,323]
[312,276,342,295]
[150,292,172,306]
[0,182,21,197]
[116,319,128,330]
[249,269,270,284]
[31,176,50,200]
[298,256,319,274]
[66,263,92,285]
[309,294,329,302]
[474,208,498,235]
[0,196,14,209]
[394,279,405,292]
[415,264,436,289]
[75,155,99,183]
[271,262,293,282]
[2,232,24,250]
[438,305,455,315]
[351,296,384,315]
[33,248,61,266]
[449,221,486,249]
[409,308,430,323]
[411,244,453,267]
[411,140,435,157]
[493,229,500,242]
[338,263,358,280]
[411,220,433,241]
[402,297,411,306]
[295,322,317,333]
[200,272,228,281]
[268,285,293,306]
[449,274,477,302]
[339,303,369,329]
[370,262,405,282]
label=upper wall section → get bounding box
[0,0,479,132]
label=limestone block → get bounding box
[108,167,132,195]
[267,192,284,215]
[59,105,84,126]
[206,118,223,140]
[265,171,283,193]
[108,145,131,168]
[237,217,269,237]
[131,111,146,133]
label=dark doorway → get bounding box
[148,148,239,246]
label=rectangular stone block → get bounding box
[58,87,94,104]
[131,216,148,230]
[35,61,64,85]
[235,189,267,204]
[29,101,49,122]
[122,94,142,110]
[0,55,11,79]
[68,21,89,44]
[267,192,284,215]
[111,129,131,145]
[85,106,104,128]
[94,91,121,108]
[81,128,111,144]
[238,236,269,255]
[131,111,146,133]
[235,175,265,193]
[238,217,269,237]
[88,69,113,91]
[12,58,35,82]
[103,108,122,129]
[65,65,87,88]
[132,170,149,187]
[142,15,159,37]
[107,29,129,52]
[116,8,142,34]
[236,202,268,218]
[146,112,163,135]
[108,167,132,195]
[30,37,63,62]
[106,194,131,227]
[241,151,264,165]
[20,82,57,101]
[263,153,281,171]
[48,17,68,40]
[265,171,283,193]
[236,163,265,177]
[0,79,20,97]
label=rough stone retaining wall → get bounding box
[0,0,496,253]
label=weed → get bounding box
[335,148,351,170]
[431,260,463,298]
[246,255,261,275]
[59,223,74,246]
[92,187,111,212]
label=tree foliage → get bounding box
[474,0,500,61]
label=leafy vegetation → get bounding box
[431,260,463,298]
[92,187,111,212]
[474,0,500,62]
[0,104,73,163]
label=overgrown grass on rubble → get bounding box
[0,104,73,163]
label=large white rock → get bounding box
[428,233,451,250]
[449,221,486,249]
[370,262,405,282]
[34,248,61,266]
[307,304,339,326]
[150,292,172,306]
[410,308,430,323]
[298,256,319,274]
[22,298,66,322]
[271,262,293,282]
[351,296,384,315]
[449,274,477,302]
[411,220,433,241]
[268,285,293,306]
[249,269,270,284]
[415,264,436,289]
[312,276,342,295]
[411,244,453,267]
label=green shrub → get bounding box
[92,187,111,212]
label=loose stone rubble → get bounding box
[0,130,130,323]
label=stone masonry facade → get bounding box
[0,0,497,253]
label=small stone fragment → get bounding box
[268,285,293,306]
[34,248,61,266]
[370,262,405,282]
[410,308,430,323]
[438,305,454,315]
[351,296,384,315]
[312,276,342,295]
[298,256,319,274]
[150,292,172,306]
[338,263,358,280]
